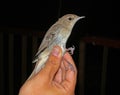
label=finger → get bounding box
[39,46,62,82]
[61,61,66,81]
[61,52,77,90]
[54,68,62,83]
[54,61,66,83]
[64,52,77,74]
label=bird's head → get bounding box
[58,14,85,30]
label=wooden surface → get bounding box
[82,36,120,48]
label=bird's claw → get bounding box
[66,45,75,55]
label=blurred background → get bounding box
[0,0,116,95]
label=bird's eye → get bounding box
[68,17,73,21]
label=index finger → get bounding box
[61,52,77,91]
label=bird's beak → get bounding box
[77,16,85,21]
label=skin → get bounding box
[19,46,77,95]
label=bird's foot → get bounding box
[66,45,75,55]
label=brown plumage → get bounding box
[28,14,85,79]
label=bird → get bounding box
[28,14,85,79]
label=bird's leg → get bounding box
[66,45,75,55]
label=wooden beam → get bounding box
[21,35,27,83]
[8,34,14,95]
[78,41,86,95]
[0,27,45,37]
[82,37,120,48]
[101,47,108,95]
[0,33,4,95]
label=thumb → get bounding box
[40,46,62,81]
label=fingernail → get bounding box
[52,46,61,57]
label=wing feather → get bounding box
[32,24,63,63]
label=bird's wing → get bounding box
[32,24,63,63]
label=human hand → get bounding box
[19,46,77,95]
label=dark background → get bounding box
[0,0,115,95]
[0,0,114,37]
[0,0,113,37]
